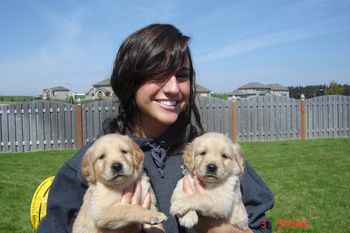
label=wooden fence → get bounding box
[0,101,76,152]
[0,95,349,152]
[235,95,301,141]
[196,96,232,137]
[306,95,350,139]
[81,99,119,145]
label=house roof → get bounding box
[51,86,70,91]
[196,84,211,93]
[93,79,110,86]
[239,82,268,89]
[266,84,289,91]
[236,82,289,91]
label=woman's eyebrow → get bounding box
[178,67,190,72]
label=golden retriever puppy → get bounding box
[73,134,167,233]
[170,132,248,230]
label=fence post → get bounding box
[300,95,306,140]
[76,103,83,148]
[231,98,238,143]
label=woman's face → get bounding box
[135,64,191,138]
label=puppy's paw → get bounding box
[170,200,190,216]
[143,223,166,233]
[169,203,179,216]
[146,212,168,225]
[234,221,249,231]
[179,210,198,228]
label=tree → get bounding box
[288,85,326,99]
[210,93,228,100]
[344,84,350,96]
[324,81,345,95]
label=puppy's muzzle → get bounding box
[112,162,123,173]
[206,163,217,175]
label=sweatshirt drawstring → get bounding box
[146,142,167,178]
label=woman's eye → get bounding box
[147,75,167,84]
[176,73,189,82]
[152,77,167,83]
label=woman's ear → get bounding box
[183,143,194,172]
[131,141,144,171]
[82,147,96,183]
[232,143,245,176]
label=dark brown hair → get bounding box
[109,23,203,149]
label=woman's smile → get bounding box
[155,99,179,109]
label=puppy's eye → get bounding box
[99,154,105,160]
[222,153,230,159]
[120,149,128,154]
[199,151,206,156]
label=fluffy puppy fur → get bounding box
[73,134,167,233]
[170,132,248,230]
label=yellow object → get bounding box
[30,176,55,230]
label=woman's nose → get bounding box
[162,75,180,95]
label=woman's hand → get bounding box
[100,179,151,233]
[183,174,205,194]
[182,175,253,233]
[122,178,152,209]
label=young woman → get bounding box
[38,23,274,233]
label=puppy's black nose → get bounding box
[112,162,123,172]
[206,163,217,174]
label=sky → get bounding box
[0,0,349,96]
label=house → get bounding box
[228,82,289,100]
[86,79,114,100]
[196,84,211,96]
[42,86,75,100]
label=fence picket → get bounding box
[57,103,64,149]
[65,101,76,149]
[22,102,30,152]
[8,105,16,151]
[1,105,9,152]
[29,102,37,151]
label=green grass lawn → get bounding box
[241,138,350,233]
[0,96,38,103]
[0,138,349,233]
[0,150,76,233]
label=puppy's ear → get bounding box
[233,143,245,176]
[131,141,144,171]
[183,143,194,172]
[82,147,96,183]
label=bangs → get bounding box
[152,41,191,77]
[134,27,192,81]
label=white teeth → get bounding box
[158,100,177,106]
